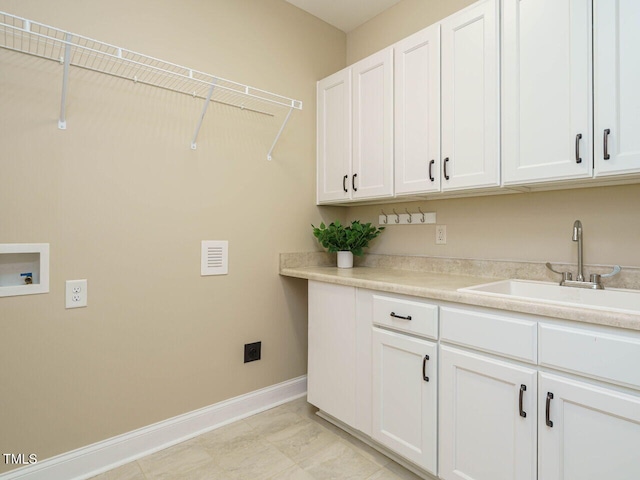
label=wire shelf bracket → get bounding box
[58,31,71,130]
[267,106,294,161]
[0,11,303,158]
[191,80,217,150]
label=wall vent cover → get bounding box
[201,241,228,276]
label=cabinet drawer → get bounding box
[539,323,640,389]
[372,294,438,339]
[440,306,537,363]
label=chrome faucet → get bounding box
[572,220,584,282]
[546,219,621,289]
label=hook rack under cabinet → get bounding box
[379,208,436,226]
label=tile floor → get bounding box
[90,397,425,480]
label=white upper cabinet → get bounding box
[441,0,500,191]
[317,49,393,204]
[317,0,640,204]
[502,0,592,186]
[352,49,395,200]
[594,0,640,177]
[317,69,351,204]
[394,24,441,195]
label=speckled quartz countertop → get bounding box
[279,253,640,332]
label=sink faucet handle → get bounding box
[545,262,573,282]
[545,262,563,275]
[600,265,622,278]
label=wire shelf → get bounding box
[0,11,302,156]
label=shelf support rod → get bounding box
[58,33,72,130]
[191,80,217,150]
[267,106,294,161]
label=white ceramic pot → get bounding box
[337,251,354,269]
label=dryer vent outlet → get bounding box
[244,342,261,363]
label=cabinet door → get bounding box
[307,281,356,428]
[594,0,640,177]
[372,327,437,474]
[439,346,537,480]
[502,0,592,185]
[352,49,394,200]
[539,372,640,480]
[317,69,351,204]
[441,0,500,191]
[394,24,441,195]
[355,289,374,437]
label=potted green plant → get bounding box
[311,220,385,268]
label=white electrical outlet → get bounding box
[66,279,87,308]
[436,225,447,245]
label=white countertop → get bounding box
[280,264,640,332]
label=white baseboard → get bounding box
[1,376,307,480]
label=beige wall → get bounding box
[346,186,640,267]
[344,0,640,268]
[0,0,345,471]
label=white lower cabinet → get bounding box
[307,281,372,435]
[307,281,357,429]
[308,281,640,479]
[372,327,437,474]
[538,372,640,480]
[439,345,537,480]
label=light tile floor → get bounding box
[90,397,425,480]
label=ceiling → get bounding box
[285,0,403,32]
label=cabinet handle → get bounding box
[575,134,583,164]
[429,159,435,182]
[604,129,611,160]
[519,384,527,418]
[352,173,358,192]
[443,157,450,180]
[422,354,430,382]
[546,392,554,427]
[343,175,348,192]
[390,312,412,321]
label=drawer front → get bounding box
[539,323,640,389]
[372,294,438,339]
[440,306,537,363]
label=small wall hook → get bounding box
[418,207,426,223]
[380,209,388,224]
[405,208,412,223]
[392,209,400,224]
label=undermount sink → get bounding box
[459,279,640,316]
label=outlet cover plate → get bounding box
[66,279,87,308]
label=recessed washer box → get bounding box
[0,243,50,297]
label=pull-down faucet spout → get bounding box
[572,220,584,282]
[546,220,621,289]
